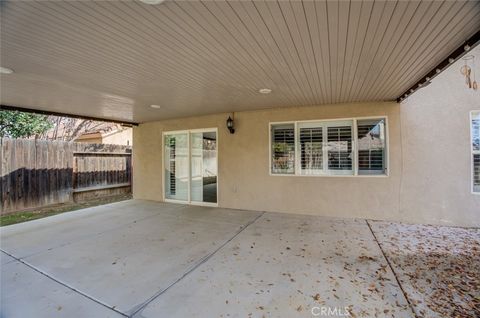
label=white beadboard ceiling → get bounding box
[1,0,479,123]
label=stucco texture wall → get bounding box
[398,47,480,226]
[133,50,480,227]
[134,102,404,221]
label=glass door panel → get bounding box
[190,131,217,204]
[164,133,189,201]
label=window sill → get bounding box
[269,173,389,178]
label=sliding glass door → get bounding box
[164,129,217,205]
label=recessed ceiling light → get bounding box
[258,88,272,94]
[139,0,165,4]
[0,67,14,74]
[150,104,162,109]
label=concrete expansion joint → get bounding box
[0,248,128,318]
[365,220,419,318]
[128,212,265,318]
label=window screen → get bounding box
[472,112,480,193]
[299,126,323,174]
[357,119,386,175]
[271,124,295,174]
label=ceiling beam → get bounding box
[0,104,139,126]
[397,29,480,103]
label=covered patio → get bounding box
[1,201,478,317]
[1,1,480,317]
[2,0,479,227]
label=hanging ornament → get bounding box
[461,55,477,90]
[473,57,478,90]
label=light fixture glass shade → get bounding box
[259,88,272,94]
[139,0,165,4]
[227,116,235,134]
[0,67,14,74]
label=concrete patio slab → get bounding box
[369,221,480,318]
[1,259,124,318]
[136,212,413,318]
[3,200,476,318]
[247,212,374,239]
[1,251,15,265]
[2,202,261,315]
[0,200,185,258]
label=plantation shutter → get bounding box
[357,119,386,175]
[472,112,480,192]
[271,124,295,174]
[474,154,480,192]
[327,123,353,172]
[169,138,176,194]
[269,117,388,176]
[299,126,323,174]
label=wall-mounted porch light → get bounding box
[226,115,235,134]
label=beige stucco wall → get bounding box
[134,102,400,222]
[133,52,480,227]
[102,128,132,146]
[398,50,480,226]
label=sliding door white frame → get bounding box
[162,128,219,207]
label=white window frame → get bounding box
[269,116,389,177]
[471,111,480,194]
[161,128,219,207]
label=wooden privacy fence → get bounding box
[0,138,132,214]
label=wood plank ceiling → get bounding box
[1,0,479,123]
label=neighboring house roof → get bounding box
[43,118,120,141]
[73,125,132,146]
[74,126,128,141]
[73,132,103,141]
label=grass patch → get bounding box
[0,194,132,227]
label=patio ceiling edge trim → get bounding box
[0,104,139,126]
[397,29,480,103]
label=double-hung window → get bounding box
[270,117,387,176]
[471,111,480,193]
